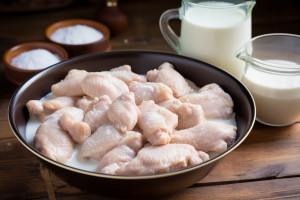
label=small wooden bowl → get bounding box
[3,42,68,85]
[45,19,111,57]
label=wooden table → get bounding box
[1,0,300,199]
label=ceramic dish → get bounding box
[9,50,256,198]
[45,19,111,57]
[3,41,68,85]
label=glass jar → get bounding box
[237,33,300,126]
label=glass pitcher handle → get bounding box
[159,9,180,52]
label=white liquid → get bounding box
[242,59,300,126]
[25,93,237,172]
[180,2,251,79]
[25,93,99,171]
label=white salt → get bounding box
[50,24,104,45]
[11,49,61,70]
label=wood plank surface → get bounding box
[202,123,300,183]
[1,0,300,199]
[0,138,48,200]
[49,176,300,200]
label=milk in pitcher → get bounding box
[180,1,251,79]
[242,59,300,126]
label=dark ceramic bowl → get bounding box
[9,51,256,198]
[45,19,111,57]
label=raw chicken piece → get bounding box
[79,125,123,160]
[199,82,226,93]
[107,92,139,133]
[171,121,237,154]
[96,131,143,174]
[83,95,112,133]
[147,62,193,98]
[132,125,148,143]
[34,107,85,163]
[76,96,100,113]
[176,103,205,129]
[129,81,174,105]
[179,83,234,119]
[115,143,209,175]
[185,78,200,91]
[109,65,147,85]
[138,100,178,145]
[60,113,91,144]
[26,100,46,121]
[159,99,205,130]
[51,69,88,96]
[80,72,129,101]
[158,98,182,112]
[43,96,79,111]
[117,131,144,152]
[97,146,135,175]
[26,96,79,121]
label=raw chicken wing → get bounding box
[80,72,128,101]
[26,96,79,121]
[158,98,182,111]
[79,125,123,160]
[109,65,147,85]
[96,131,143,174]
[77,96,100,113]
[60,112,91,144]
[115,143,209,175]
[42,96,79,111]
[34,107,84,163]
[27,100,44,120]
[179,83,234,119]
[51,69,88,96]
[159,98,205,130]
[185,78,200,91]
[129,81,173,105]
[147,62,193,98]
[83,95,112,133]
[171,121,237,154]
[107,92,139,133]
[97,146,135,175]
[138,100,178,145]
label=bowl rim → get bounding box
[8,50,256,180]
[45,18,111,47]
[3,41,69,72]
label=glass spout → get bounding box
[244,1,255,15]
[236,50,248,62]
[238,0,255,18]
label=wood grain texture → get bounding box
[1,0,300,199]
[202,123,300,183]
[0,138,48,199]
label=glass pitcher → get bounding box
[160,0,255,79]
[237,33,300,126]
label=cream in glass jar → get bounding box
[237,33,300,126]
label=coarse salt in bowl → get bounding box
[50,24,104,45]
[46,19,111,57]
[3,42,68,85]
[11,48,61,70]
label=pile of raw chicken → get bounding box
[26,62,237,176]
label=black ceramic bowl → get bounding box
[9,51,256,198]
